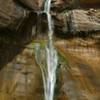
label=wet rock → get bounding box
[53,12,69,34]
[37,12,48,34]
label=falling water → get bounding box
[44,0,58,99]
[34,0,58,100]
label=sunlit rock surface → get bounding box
[67,9,100,32]
[55,39,100,100]
[0,42,43,100]
[0,39,100,100]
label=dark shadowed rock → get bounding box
[79,0,100,8]
[51,0,75,12]
[51,0,100,11]
[19,0,44,10]
[0,0,27,29]
[0,0,39,43]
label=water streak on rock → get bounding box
[34,0,58,100]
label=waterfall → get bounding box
[34,0,58,100]
[44,0,58,100]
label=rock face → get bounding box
[0,0,100,39]
[0,0,27,31]
[51,0,100,12]
[53,9,100,36]
[0,42,43,100]
[69,10,100,32]
[0,0,42,29]
[19,0,44,10]
[79,0,100,8]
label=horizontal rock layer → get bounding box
[53,9,100,35]
[0,0,100,39]
[67,9,100,32]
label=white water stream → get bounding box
[34,0,58,100]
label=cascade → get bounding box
[34,0,58,100]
